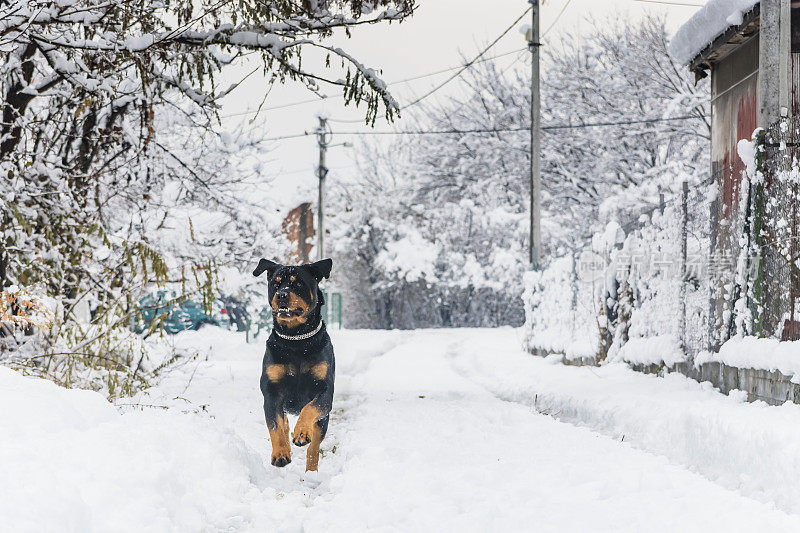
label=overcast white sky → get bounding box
[219,0,703,216]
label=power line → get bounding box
[382,48,526,86]
[631,0,703,6]
[541,114,705,130]
[541,0,573,38]
[262,114,707,142]
[401,6,533,110]
[220,48,527,119]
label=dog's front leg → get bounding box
[294,402,325,471]
[261,372,291,467]
[267,411,291,467]
[293,382,333,471]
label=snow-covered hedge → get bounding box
[613,335,686,368]
[524,191,711,368]
[696,336,800,380]
[523,256,598,361]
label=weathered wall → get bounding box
[534,348,800,406]
[631,361,800,406]
[709,36,759,345]
[711,35,759,219]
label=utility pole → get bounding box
[316,116,330,261]
[679,180,688,350]
[528,0,542,268]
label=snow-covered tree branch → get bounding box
[0,0,415,394]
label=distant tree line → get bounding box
[332,15,709,330]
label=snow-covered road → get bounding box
[4,327,800,532]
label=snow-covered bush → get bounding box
[524,184,714,367]
[523,256,599,361]
[612,190,711,363]
[0,0,415,394]
[331,135,527,329]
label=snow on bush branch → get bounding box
[0,0,414,127]
[0,0,414,395]
[0,286,55,331]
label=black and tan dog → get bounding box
[253,257,334,472]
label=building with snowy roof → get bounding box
[670,0,797,179]
[672,0,800,341]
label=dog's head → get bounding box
[253,258,332,329]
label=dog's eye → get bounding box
[290,275,296,282]
[275,276,281,283]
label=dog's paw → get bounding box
[292,428,311,447]
[271,452,291,467]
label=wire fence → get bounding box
[523,174,716,362]
[759,118,800,340]
[528,159,746,361]
[521,118,800,363]
[617,118,800,356]
[611,119,800,357]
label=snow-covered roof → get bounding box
[668,0,759,66]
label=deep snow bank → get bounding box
[696,336,800,381]
[612,334,686,367]
[0,366,271,533]
[0,326,414,533]
[451,329,800,516]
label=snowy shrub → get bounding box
[330,138,527,329]
[523,256,599,361]
[0,0,415,394]
[524,184,713,367]
[612,195,710,364]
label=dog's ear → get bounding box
[253,258,280,278]
[305,258,332,281]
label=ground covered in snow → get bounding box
[3,327,800,532]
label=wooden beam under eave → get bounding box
[689,5,761,80]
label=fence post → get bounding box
[708,168,719,352]
[679,180,689,352]
[335,292,342,329]
[570,249,578,312]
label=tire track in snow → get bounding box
[293,328,800,532]
[104,327,800,531]
[443,328,800,522]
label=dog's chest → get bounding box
[264,358,329,384]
